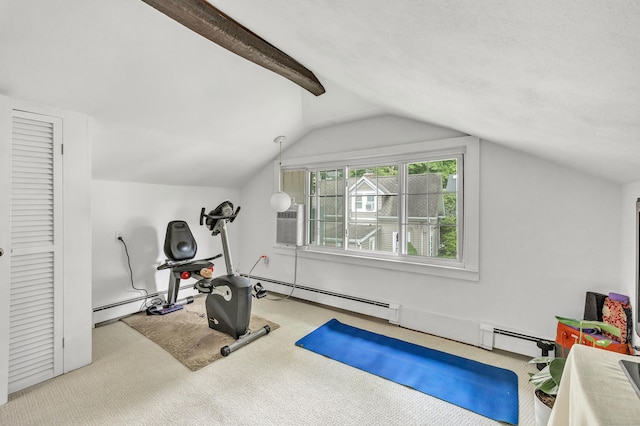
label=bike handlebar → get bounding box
[199,205,241,228]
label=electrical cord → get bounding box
[145,297,164,308]
[246,249,298,301]
[117,236,150,311]
[247,256,263,278]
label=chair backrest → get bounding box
[163,220,197,261]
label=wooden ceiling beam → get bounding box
[141,0,326,96]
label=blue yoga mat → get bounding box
[295,319,519,425]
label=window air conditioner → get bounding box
[277,203,304,246]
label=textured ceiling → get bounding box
[0,0,638,186]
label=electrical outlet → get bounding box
[261,255,269,265]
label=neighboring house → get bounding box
[313,172,456,258]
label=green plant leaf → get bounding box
[549,358,566,384]
[529,374,550,387]
[529,357,566,396]
[529,366,551,385]
[539,381,559,395]
[555,316,621,338]
[592,339,612,348]
[529,356,555,365]
[555,316,584,329]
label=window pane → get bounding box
[405,222,436,256]
[443,193,457,222]
[347,221,377,250]
[350,168,368,193]
[308,195,317,220]
[437,223,457,259]
[320,222,342,247]
[309,219,317,244]
[282,169,305,205]
[309,172,316,195]
[376,215,398,253]
[405,158,458,259]
[378,194,399,253]
[346,165,398,254]
[428,159,457,185]
[309,168,344,248]
[366,195,375,211]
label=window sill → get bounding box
[273,245,479,282]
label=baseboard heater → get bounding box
[484,325,552,358]
[242,274,390,309]
[92,283,195,313]
[493,328,543,343]
[96,277,389,312]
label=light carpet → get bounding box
[121,295,279,371]
[0,296,536,425]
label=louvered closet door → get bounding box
[8,110,63,393]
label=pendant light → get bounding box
[270,135,292,212]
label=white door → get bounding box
[7,110,63,393]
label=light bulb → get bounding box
[270,191,291,212]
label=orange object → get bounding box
[200,267,213,279]
[555,322,632,358]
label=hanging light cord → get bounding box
[278,138,283,191]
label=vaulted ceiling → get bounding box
[1,1,638,187]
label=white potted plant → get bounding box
[528,317,621,426]
[529,356,565,425]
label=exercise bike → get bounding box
[151,201,270,356]
[149,222,221,315]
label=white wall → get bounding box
[480,140,621,339]
[91,180,240,323]
[238,115,623,354]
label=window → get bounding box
[307,157,460,261]
[279,136,479,278]
[405,158,458,259]
[353,194,376,212]
[308,168,344,248]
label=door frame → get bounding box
[0,96,12,404]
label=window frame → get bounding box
[307,154,462,260]
[277,136,479,281]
